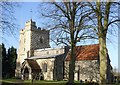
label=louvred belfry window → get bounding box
[40,36,44,43]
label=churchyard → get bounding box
[0,79,120,85]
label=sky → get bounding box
[3,2,119,71]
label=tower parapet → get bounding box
[25,19,36,27]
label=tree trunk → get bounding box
[96,1,108,84]
[99,36,108,84]
[68,5,76,83]
[68,43,76,84]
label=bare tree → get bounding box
[86,1,120,84]
[38,2,96,83]
[0,2,19,39]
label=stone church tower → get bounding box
[15,19,50,78]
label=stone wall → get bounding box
[53,54,65,80]
[36,58,55,80]
[15,20,33,77]
[34,47,65,56]
[64,60,100,82]
[31,29,50,50]
[34,47,69,81]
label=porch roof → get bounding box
[27,59,40,70]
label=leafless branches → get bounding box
[38,2,97,46]
[0,2,19,36]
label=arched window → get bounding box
[40,36,44,43]
[42,63,47,72]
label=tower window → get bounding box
[42,63,47,72]
[40,36,44,43]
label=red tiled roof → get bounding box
[65,44,99,61]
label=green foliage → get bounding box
[2,43,7,78]
[2,43,17,78]
[0,44,2,61]
[7,46,17,78]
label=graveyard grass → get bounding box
[0,79,120,85]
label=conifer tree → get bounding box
[2,43,7,78]
[7,46,17,78]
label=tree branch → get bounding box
[107,19,120,27]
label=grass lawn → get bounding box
[1,79,69,85]
[0,79,120,85]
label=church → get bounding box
[15,19,113,82]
